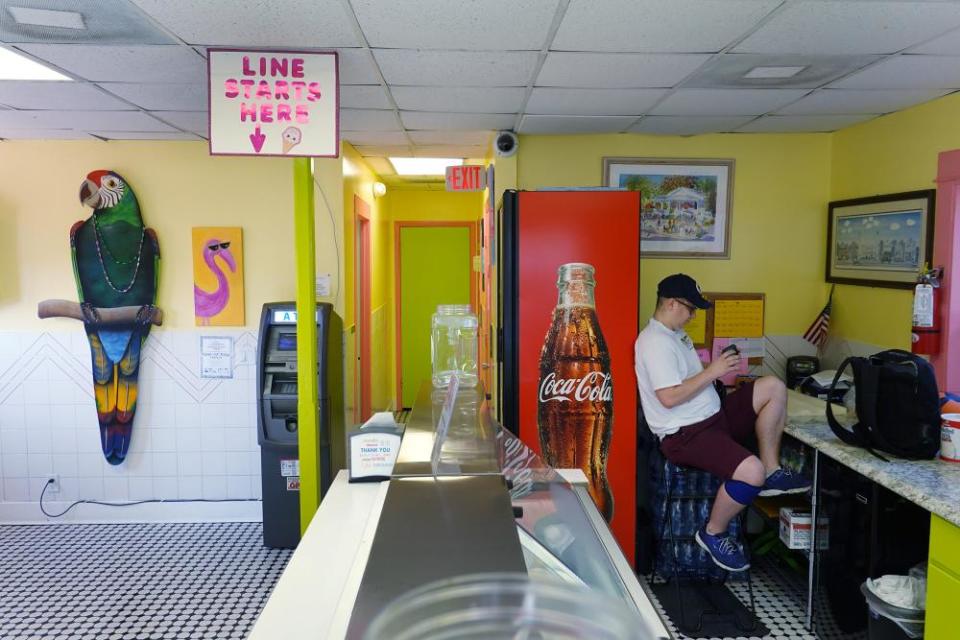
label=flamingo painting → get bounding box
[193,229,244,326]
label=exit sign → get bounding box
[445,165,486,192]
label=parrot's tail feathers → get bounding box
[100,421,132,465]
[116,374,139,417]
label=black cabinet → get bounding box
[813,456,929,636]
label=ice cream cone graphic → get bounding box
[282,127,302,153]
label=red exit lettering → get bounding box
[446,165,486,192]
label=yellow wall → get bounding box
[386,190,483,222]
[0,141,343,330]
[517,133,834,334]
[830,93,960,348]
[313,156,345,320]
[341,143,391,415]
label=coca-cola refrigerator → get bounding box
[497,189,641,565]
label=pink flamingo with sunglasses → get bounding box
[194,238,236,325]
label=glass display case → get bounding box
[391,381,668,637]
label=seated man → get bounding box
[635,273,810,572]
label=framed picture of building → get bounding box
[826,190,935,289]
[603,157,734,258]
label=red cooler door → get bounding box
[516,190,640,563]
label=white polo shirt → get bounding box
[634,318,720,438]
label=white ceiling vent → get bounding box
[684,54,880,89]
[0,0,174,44]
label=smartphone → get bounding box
[721,344,740,356]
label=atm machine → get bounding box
[257,301,344,548]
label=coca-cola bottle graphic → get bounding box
[537,262,613,521]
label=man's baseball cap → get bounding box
[657,273,711,309]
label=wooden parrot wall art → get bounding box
[38,170,162,465]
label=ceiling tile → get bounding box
[374,50,539,87]
[391,87,525,113]
[98,83,207,111]
[149,110,206,135]
[0,81,133,110]
[683,54,881,89]
[650,88,809,116]
[630,116,757,136]
[90,131,202,140]
[831,55,960,89]
[0,129,94,139]
[18,44,206,83]
[526,88,667,115]
[737,114,879,133]
[131,0,360,47]
[0,110,175,131]
[517,115,636,134]
[910,26,960,55]
[341,85,392,109]
[0,0,174,45]
[408,130,493,145]
[400,112,516,130]
[339,49,382,85]
[341,109,398,131]
[412,145,487,158]
[734,1,960,55]
[553,0,780,53]
[341,130,409,146]
[351,0,557,50]
[775,88,951,115]
[536,53,711,88]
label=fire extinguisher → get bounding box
[912,265,944,355]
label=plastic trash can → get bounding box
[860,582,925,639]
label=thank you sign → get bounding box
[208,49,339,157]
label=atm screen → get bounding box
[277,333,297,351]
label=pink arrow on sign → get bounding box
[249,125,266,153]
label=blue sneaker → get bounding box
[695,526,749,572]
[759,468,811,496]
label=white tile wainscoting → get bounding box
[0,329,263,523]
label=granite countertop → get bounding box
[786,417,960,528]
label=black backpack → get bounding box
[826,349,940,460]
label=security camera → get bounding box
[494,131,518,158]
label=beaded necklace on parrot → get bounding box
[71,170,159,465]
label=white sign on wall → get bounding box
[200,336,234,379]
[207,49,339,158]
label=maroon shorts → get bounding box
[660,381,758,480]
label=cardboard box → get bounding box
[779,507,828,550]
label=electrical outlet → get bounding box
[45,475,60,493]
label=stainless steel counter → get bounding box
[392,382,499,477]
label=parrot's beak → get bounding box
[220,248,237,272]
[79,179,100,208]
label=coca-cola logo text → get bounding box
[539,371,612,403]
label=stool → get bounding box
[651,455,757,634]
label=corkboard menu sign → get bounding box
[713,298,764,338]
[692,292,766,364]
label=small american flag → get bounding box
[803,287,834,348]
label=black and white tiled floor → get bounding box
[645,556,866,640]
[0,522,290,640]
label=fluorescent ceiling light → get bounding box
[0,47,72,81]
[8,6,86,30]
[389,157,462,175]
[743,66,806,79]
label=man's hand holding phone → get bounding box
[707,343,741,379]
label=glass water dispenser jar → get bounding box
[431,304,478,389]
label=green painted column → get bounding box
[293,157,320,535]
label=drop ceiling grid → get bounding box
[1,0,960,144]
